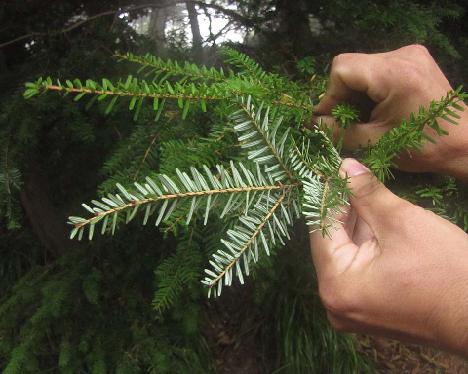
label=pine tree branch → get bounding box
[205,189,288,291]
[71,183,299,231]
[133,133,159,181]
[319,178,330,230]
[40,84,223,102]
[236,98,296,182]
[222,47,314,112]
[117,51,314,111]
[115,53,228,82]
[364,87,467,180]
[270,99,314,112]
[289,140,324,178]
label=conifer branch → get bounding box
[68,162,301,241]
[133,133,159,181]
[289,139,324,177]
[24,74,312,120]
[364,87,467,180]
[153,239,202,313]
[221,47,270,82]
[116,52,229,82]
[319,178,331,227]
[231,96,296,182]
[31,82,223,102]
[301,174,349,236]
[222,47,314,112]
[290,131,348,235]
[206,191,286,290]
[270,98,314,112]
[72,184,295,229]
[202,189,298,297]
[22,48,467,299]
[115,52,314,110]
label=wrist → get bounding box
[432,257,468,356]
[434,105,468,182]
[442,152,468,182]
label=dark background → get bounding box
[0,1,467,372]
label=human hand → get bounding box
[310,158,468,356]
[314,44,468,180]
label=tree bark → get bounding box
[148,0,173,55]
[186,1,203,60]
[20,161,76,258]
[0,50,6,73]
[275,0,313,56]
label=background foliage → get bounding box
[0,0,467,372]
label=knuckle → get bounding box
[331,53,354,72]
[331,53,346,67]
[399,44,429,56]
[410,44,429,54]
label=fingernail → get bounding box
[339,158,369,177]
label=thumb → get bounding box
[340,158,401,226]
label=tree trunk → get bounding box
[20,161,76,258]
[148,0,172,55]
[186,2,203,61]
[275,0,313,57]
[0,50,6,73]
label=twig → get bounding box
[74,183,300,229]
[207,189,288,288]
[133,133,159,181]
[205,20,235,44]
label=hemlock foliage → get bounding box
[2,0,468,372]
[25,49,467,297]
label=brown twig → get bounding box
[44,84,222,101]
[74,182,300,229]
[133,133,159,181]
[238,101,297,182]
[207,189,288,288]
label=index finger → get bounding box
[315,53,380,115]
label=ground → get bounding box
[357,335,468,373]
[204,285,468,373]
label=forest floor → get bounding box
[202,252,468,374]
[204,290,468,373]
[357,335,468,373]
